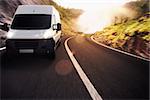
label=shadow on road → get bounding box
[1,53,53,71]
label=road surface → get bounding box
[0,35,149,99]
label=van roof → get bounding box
[15,5,54,15]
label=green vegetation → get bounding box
[93,14,150,58]
[94,15,150,47]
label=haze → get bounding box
[55,0,137,34]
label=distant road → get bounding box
[1,35,149,99]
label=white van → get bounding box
[6,5,61,58]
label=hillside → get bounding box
[92,0,150,59]
[93,13,150,59]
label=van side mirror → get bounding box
[1,36,6,40]
[0,23,9,32]
[52,23,61,31]
[57,23,61,31]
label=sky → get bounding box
[55,0,137,33]
[55,0,136,10]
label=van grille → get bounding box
[14,40,39,49]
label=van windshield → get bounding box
[11,14,51,29]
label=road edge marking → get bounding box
[0,47,6,51]
[64,37,103,100]
[91,36,150,62]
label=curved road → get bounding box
[1,35,149,99]
[68,35,149,99]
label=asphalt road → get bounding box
[0,35,149,99]
[68,35,149,99]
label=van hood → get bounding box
[7,29,55,39]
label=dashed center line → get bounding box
[64,37,103,100]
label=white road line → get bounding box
[65,37,103,100]
[0,47,6,51]
[91,36,150,62]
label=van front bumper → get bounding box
[6,38,55,52]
